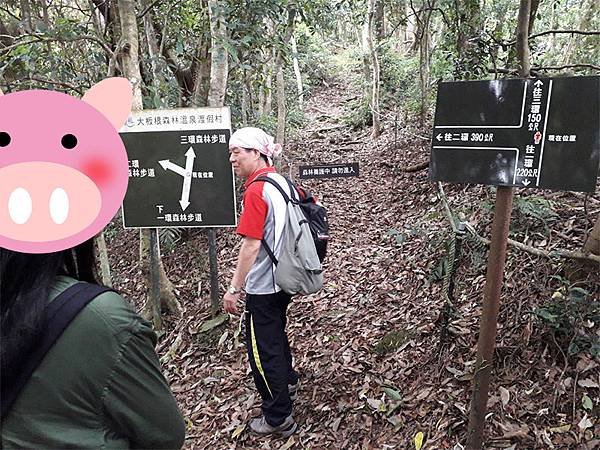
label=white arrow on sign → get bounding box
[534,80,544,87]
[522,179,531,186]
[436,133,443,141]
[159,159,186,177]
[179,147,196,211]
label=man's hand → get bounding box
[223,236,260,314]
[223,291,241,314]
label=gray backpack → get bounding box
[251,176,323,295]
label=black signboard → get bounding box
[119,108,236,228]
[299,162,359,179]
[429,76,600,192]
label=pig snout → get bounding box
[0,162,102,243]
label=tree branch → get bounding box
[22,77,84,95]
[465,222,600,264]
[137,0,163,19]
[505,29,600,45]
[0,34,114,57]
[532,64,600,71]
[437,183,600,264]
[488,68,519,75]
[529,29,600,39]
[400,160,430,173]
[148,4,195,97]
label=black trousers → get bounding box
[245,291,298,426]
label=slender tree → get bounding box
[117,0,181,329]
[367,0,382,138]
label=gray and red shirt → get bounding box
[237,167,293,295]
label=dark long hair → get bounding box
[0,239,98,384]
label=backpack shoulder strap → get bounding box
[1,282,113,420]
[250,175,294,203]
[247,175,298,266]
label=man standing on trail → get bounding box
[223,127,299,438]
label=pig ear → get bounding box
[82,78,132,129]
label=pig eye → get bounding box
[61,134,78,149]
[0,132,10,147]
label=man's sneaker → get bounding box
[288,381,300,401]
[249,414,297,438]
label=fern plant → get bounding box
[159,228,182,253]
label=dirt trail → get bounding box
[106,73,600,450]
[168,77,442,448]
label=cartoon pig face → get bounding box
[0,78,132,253]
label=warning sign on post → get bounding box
[299,162,359,179]
[119,108,237,228]
[429,76,600,192]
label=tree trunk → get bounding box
[374,0,384,42]
[528,0,540,34]
[290,35,303,110]
[139,233,181,321]
[189,0,211,106]
[360,22,371,84]
[206,0,231,316]
[19,0,33,33]
[41,0,50,29]
[417,1,433,124]
[455,0,481,79]
[207,0,228,107]
[116,0,142,107]
[117,0,180,327]
[95,232,112,288]
[265,47,275,115]
[275,10,297,145]
[142,0,165,91]
[89,0,105,37]
[191,38,210,107]
[367,0,381,138]
[275,58,286,144]
[561,0,594,65]
[515,0,531,77]
[258,77,265,116]
[241,68,249,125]
[405,1,416,53]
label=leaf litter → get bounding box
[105,77,600,449]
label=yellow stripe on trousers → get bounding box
[250,314,273,398]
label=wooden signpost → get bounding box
[429,75,599,449]
[120,107,237,318]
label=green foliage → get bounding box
[512,196,559,231]
[339,39,425,127]
[342,95,373,129]
[159,228,182,253]
[253,114,278,136]
[378,43,422,116]
[429,251,449,283]
[285,104,308,130]
[386,224,429,247]
[482,194,559,234]
[373,330,411,354]
[295,23,335,88]
[534,276,600,358]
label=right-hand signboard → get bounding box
[429,76,599,192]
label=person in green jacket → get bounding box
[0,239,186,449]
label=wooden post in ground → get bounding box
[465,187,514,448]
[208,228,220,317]
[466,0,530,447]
[149,228,162,331]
